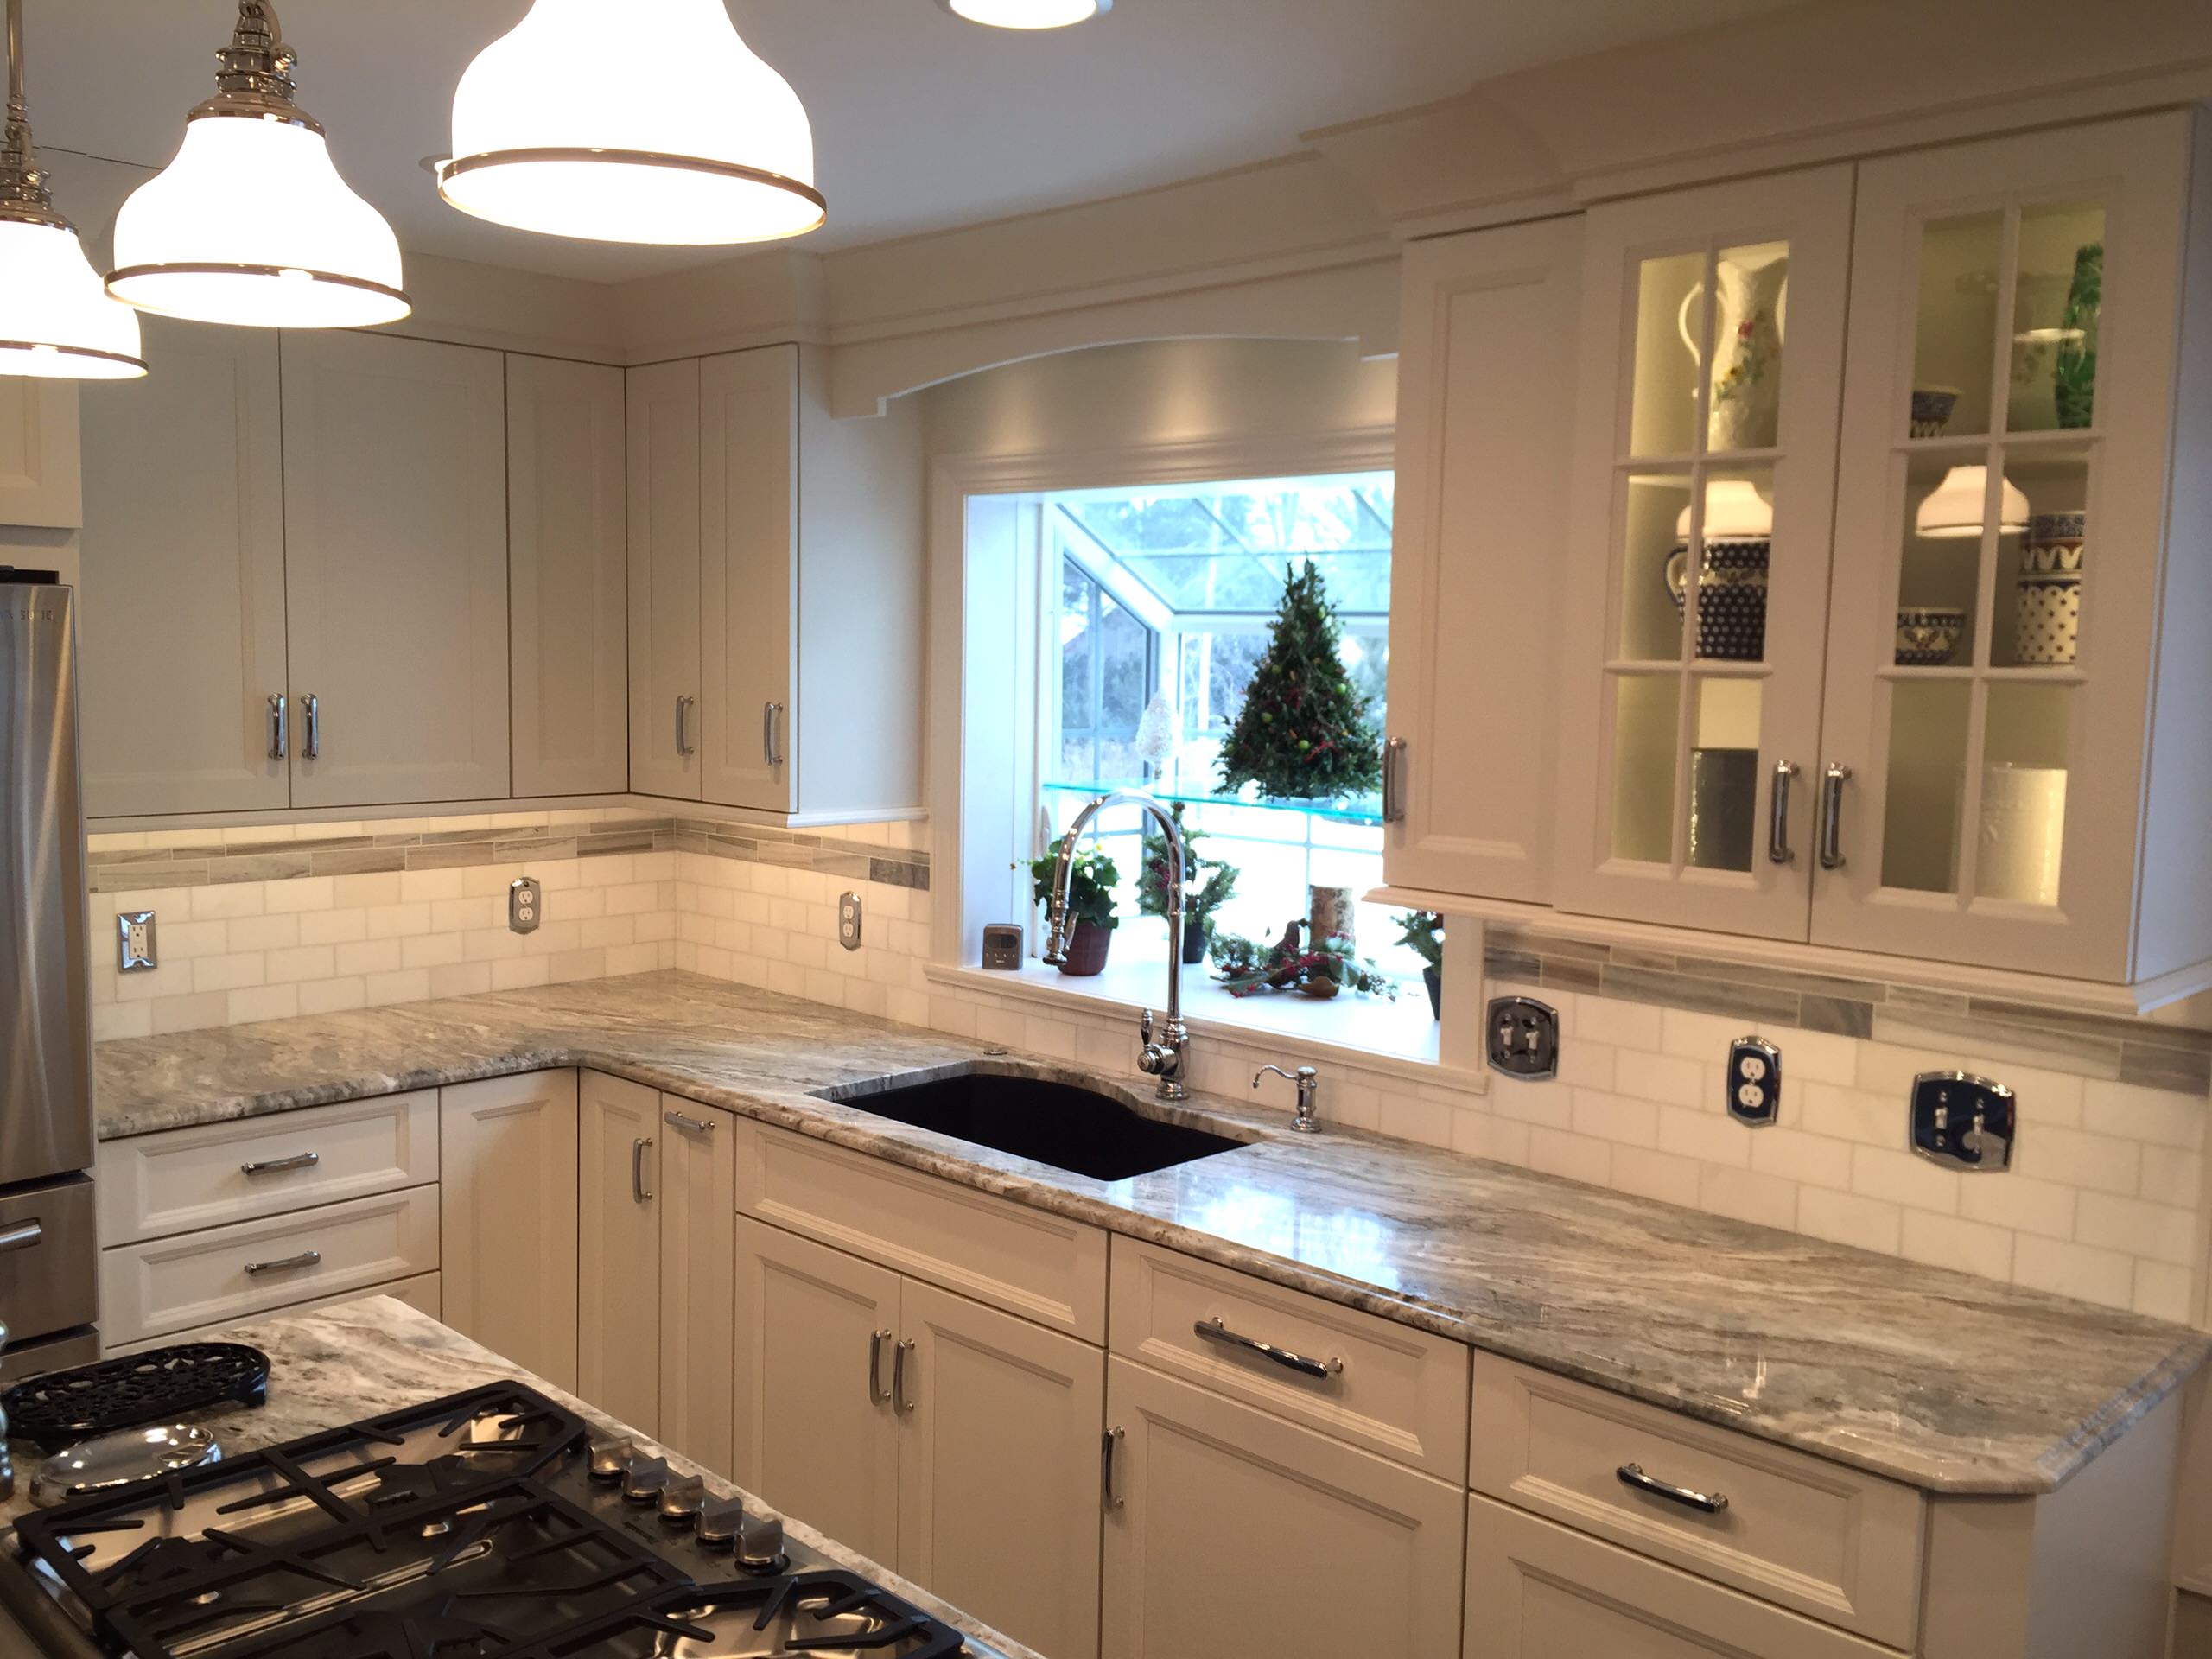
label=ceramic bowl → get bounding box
[1910,385,1961,439]
[1895,606,1967,666]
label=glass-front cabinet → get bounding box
[1813,116,2196,979]
[1553,167,1854,936]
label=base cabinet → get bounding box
[734,1217,1106,1659]
[438,1073,579,1391]
[1100,1356,1465,1659]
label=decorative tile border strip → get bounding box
[87,815,929,895]
[1484,926,2212,1092]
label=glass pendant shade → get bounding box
[438,0,825,246]
[1916,464,2030,540]
[940,0,1111,26]
[0,219,144,377]
[107,3,408,329]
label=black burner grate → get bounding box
[2,1344,271,1452]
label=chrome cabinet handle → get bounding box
[302,693,321,760]
[868,1329,893,1404]
[1767,760,1799,866]
[0,1220,43,1254]
[245,1249,321,1276]
[267,693,287,760]
[241,1151,320,1177]
[664,1109,715,1135]
[1193,1316,1343,1380]
[1618,1461,1729,1515]
[675,695,696,758]
[763,701,785,767]
[1382,736,1408,823]
[1818,762,1851,870]
[1102,1426,1125,1510]
[631,1136,653,1203]
[893,1338,917,1413]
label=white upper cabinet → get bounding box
[1383,215,1583,903]
[0,377,80,529]
[1552,165,1854,937]
[1813,113,2203,982]
[79,318,289,817]
[626,359,704,802]
[510,356,628,798]
[281,332,511,808]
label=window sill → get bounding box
[925,922,1482,1095]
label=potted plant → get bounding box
[1136,804,1238,965]
[1211,920,1397,1001]
[1026,837,1121,976]
[1395,911,1444,1019]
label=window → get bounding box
[1057,557,1158,785]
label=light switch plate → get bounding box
[509,877,543,935]
[118,911,156,972]
[1910,1071,2015,1172]
[1486,995,1559,1080]
[1727,1036,1781,1126]
[837,892,864,951]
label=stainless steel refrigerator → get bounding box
[0,577,99,1376]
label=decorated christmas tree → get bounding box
[1216,560,1383,801]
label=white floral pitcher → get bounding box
[1677,249,1789,451]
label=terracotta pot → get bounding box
[1179,922,1209,965]
[1423,964,1442,1020]
[1057,919,1113,976]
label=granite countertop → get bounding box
[0,1298,1039,1659]
[95,969,2212,1496]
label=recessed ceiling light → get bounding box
[437,0,824,247]
[106,1,409,329]
[938,0,1112,29]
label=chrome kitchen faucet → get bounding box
[1042,791,1190,1101]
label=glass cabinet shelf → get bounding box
[1041,777,1385,829]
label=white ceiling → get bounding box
[31,0,1802,284]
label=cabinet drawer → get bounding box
[97,1093,440,1244]
[1108,1236,1469,1480]
[99,1187,440,1346]
[734,1119,1107,1341]
[1469,1355,1923,1648]
[1467,1494,1898,1659]
[103,1274,444,1356]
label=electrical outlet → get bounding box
[837,891,864,951]
[1910,1071,2015,1172]
[118,911,157,972]
[1486,995,1559,1080]
[509,877,543,935]
[1727,1036,1781,1126]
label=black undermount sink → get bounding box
[814,1067,1247,1181]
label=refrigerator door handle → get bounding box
[0,1219,43,1254]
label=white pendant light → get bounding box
[107,2,408,329]
[437,0,825,247]
[938,0,1112,27]
[0,0,144,378]
[1916,465,2030,540]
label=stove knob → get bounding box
[658,1474,706,1525]
[696,1495,745,1551]
[738,1512,789,1575]
[622,1454,671,1505]
[588,1435,633,1484]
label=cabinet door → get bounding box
[1101,1357,1464,1659]
[732,1215,900,1564]
[1553,167,1853,938]
[1812,115,2191,979]
[438,1073,579,1390]
[1385,215,1582,902]
[626,359,702,800]
[281,332,510,807]
[0,377,79,528]
[897,1279,1103,1659]
[578,1071,660,1435]
[699,346,797,813]
[510,355,627,798]
[657,1097,734,1477]
[1464,1495,1889,1659]
[79,317,289,817]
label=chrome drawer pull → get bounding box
[0,1219,43,1254]
[267,692,288,760]
[893,1338,917,1413]
[1767,760,1798,865]
[1194,1317,1343,1380]
[868,1330,893,1404]
[1618,1462,1729,1514]
[1102,1426,1125,1510]
[664,1109,715,1135]
[632,1137,653,1204]
[240,1151,321,1176]
[1818,762,1851,870]
[1382,736,1408,823]
[244,1249,321,1276]
[763,701,785,767]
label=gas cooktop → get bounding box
[0,1382,979,1659]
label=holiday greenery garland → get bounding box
[1215,560,1383,802]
